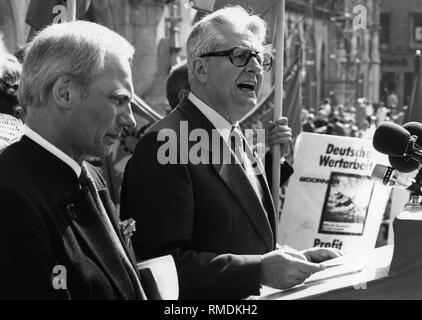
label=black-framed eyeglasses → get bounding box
[199,46,273,72]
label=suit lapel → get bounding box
[68,188,133,300]
[98,189,140,277]
[213,154,274,251]
[98,189,146,300]
[252,150,277,244]
[179,99,274,251]
[86,163,145,299]
[256,168,277,245]
[87,163,139,272]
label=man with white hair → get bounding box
[0,21,146,299]
[122,6,340,300]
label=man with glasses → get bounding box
[121,6,340,300]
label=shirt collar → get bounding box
[188,92,233,143]
[24,125,81,177]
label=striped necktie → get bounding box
[230,124,266,206]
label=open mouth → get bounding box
[237,81,256,92]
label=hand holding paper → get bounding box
[260,249,323,290]
[301,247,344,264]
[305,252,367,285]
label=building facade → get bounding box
[284,0,380,109]
[380,0,422,108]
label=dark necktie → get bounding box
[79,163,147,299]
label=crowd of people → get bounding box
[301,96,407,139]
[304,95,407,138]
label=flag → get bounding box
[240,57,302,137]
[26,0,91,30]
[404,51,422,123]
[191,0,277,44]
[282,57,301,137]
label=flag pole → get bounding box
[272,0,286,218]
[405,50,422,123]
[68,0,77,22]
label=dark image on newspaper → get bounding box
[318,172,375,235]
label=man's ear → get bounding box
[192,57,207,84]
[51,75,73,110]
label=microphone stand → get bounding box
[389,167,422,284]
[405,168,422,206]
[404,135,422,164]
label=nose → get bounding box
[244,54,263,74]
[118,102,137,130]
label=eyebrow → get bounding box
[109,89,133,102]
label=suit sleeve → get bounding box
[121,132,261,299]
[0,187,69,299]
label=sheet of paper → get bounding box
[137,255,179,300]
[306,254,365,284]
[256,245,394,300]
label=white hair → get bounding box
[18,21,135,108]
[186,6,267,81]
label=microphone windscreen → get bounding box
[388,122,422,172]
[389,155,419,173]
[403,122,422,144]
[373,122,411,156]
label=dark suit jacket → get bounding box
[0,136,143,300]
[120,97,293,300]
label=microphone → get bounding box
[388,122,422,172]
[371,164,422,194]
[389,155,419,173]
[373,122,412,156]
[373,122,422,172]
[404,121,422,138]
